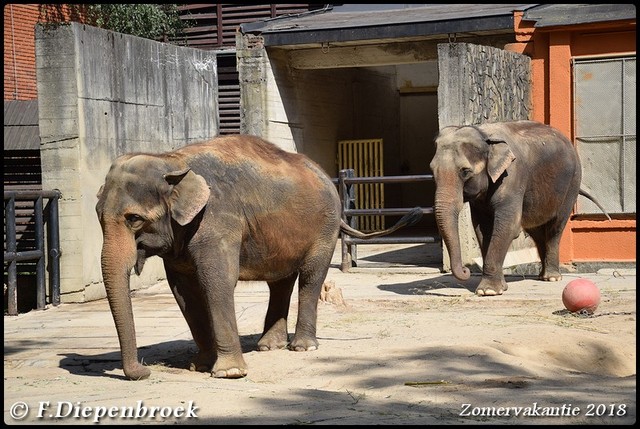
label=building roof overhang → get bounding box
[240,3,635,50]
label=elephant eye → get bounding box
[125,214,145,228]
[460,168,473,180]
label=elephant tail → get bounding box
[579,189,612,220]
[340,207,423,239]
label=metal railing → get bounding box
[4,190,61,315]
[336,169,440,272]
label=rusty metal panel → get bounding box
[176,4,312,50]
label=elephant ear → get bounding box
[164,168,211,226]
[95,185,105,215]
[486,138,516,183]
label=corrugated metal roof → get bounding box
[241,3,635,48]
[241,4,538,47]
[4,100,40,150]
[522,4,636,28]
[4,100,39,126]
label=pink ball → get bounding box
[562,278,601,314]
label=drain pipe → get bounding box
[10,4,19,99]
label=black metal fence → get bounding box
[336,169,440,272]
[3,174,434,313]
[4,190,61,315]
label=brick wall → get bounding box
[4,4,81,101]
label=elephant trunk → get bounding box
[100,222,151,380]
[434,177,471,281]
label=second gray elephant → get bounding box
[430,120,609,296]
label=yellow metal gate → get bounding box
[337,139,385,231]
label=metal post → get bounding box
[339,169,352,272]
[345,169,358,266]
[47,193,61,306]
[35,195,46,309]
[4,190,62,313]
[5,196,18,316]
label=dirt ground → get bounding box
[4,243,637,425]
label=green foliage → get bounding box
[38,4,187,41]
[85,4,186,40]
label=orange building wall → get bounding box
[508,13,636,264]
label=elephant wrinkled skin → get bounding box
[95,135,421,380]
[429,120,609,297]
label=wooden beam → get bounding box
[287,41,439,69]
[282,35,517,70]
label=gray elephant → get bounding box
[95,134,421,380]
[429,120,609,296]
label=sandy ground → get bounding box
[4,243,636,425]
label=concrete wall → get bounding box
[268,52,356,176]
[351,67,399,174]
[237,34,439,226]
[35,23,219,302]
[238,38,355,175]
[395,62,440,214]
[238,36,403,179]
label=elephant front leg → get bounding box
[200,271,247,378]
[476,273,508,296]
[210,293,248,378]
[476,246,509,296]
[258,273,297,351]
[165,268,216,372]
[470,208,507,295]
[475,217,521,296]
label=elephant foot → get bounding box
[211,355,248,379]
[539,272,562,282]
[212,367,248,379]
[258,319,289,351]
[257,332,289,351]
[288,335,319,352]
[124,362,151,381]
[475,278,508,296]
[189,349,215,372]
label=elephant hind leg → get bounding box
[189,349,216,373]
[258,272,298,351]
[289,246,333,351]
[527,224,563,282]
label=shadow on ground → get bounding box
[56,340,635,423]
[57,334,264,380]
